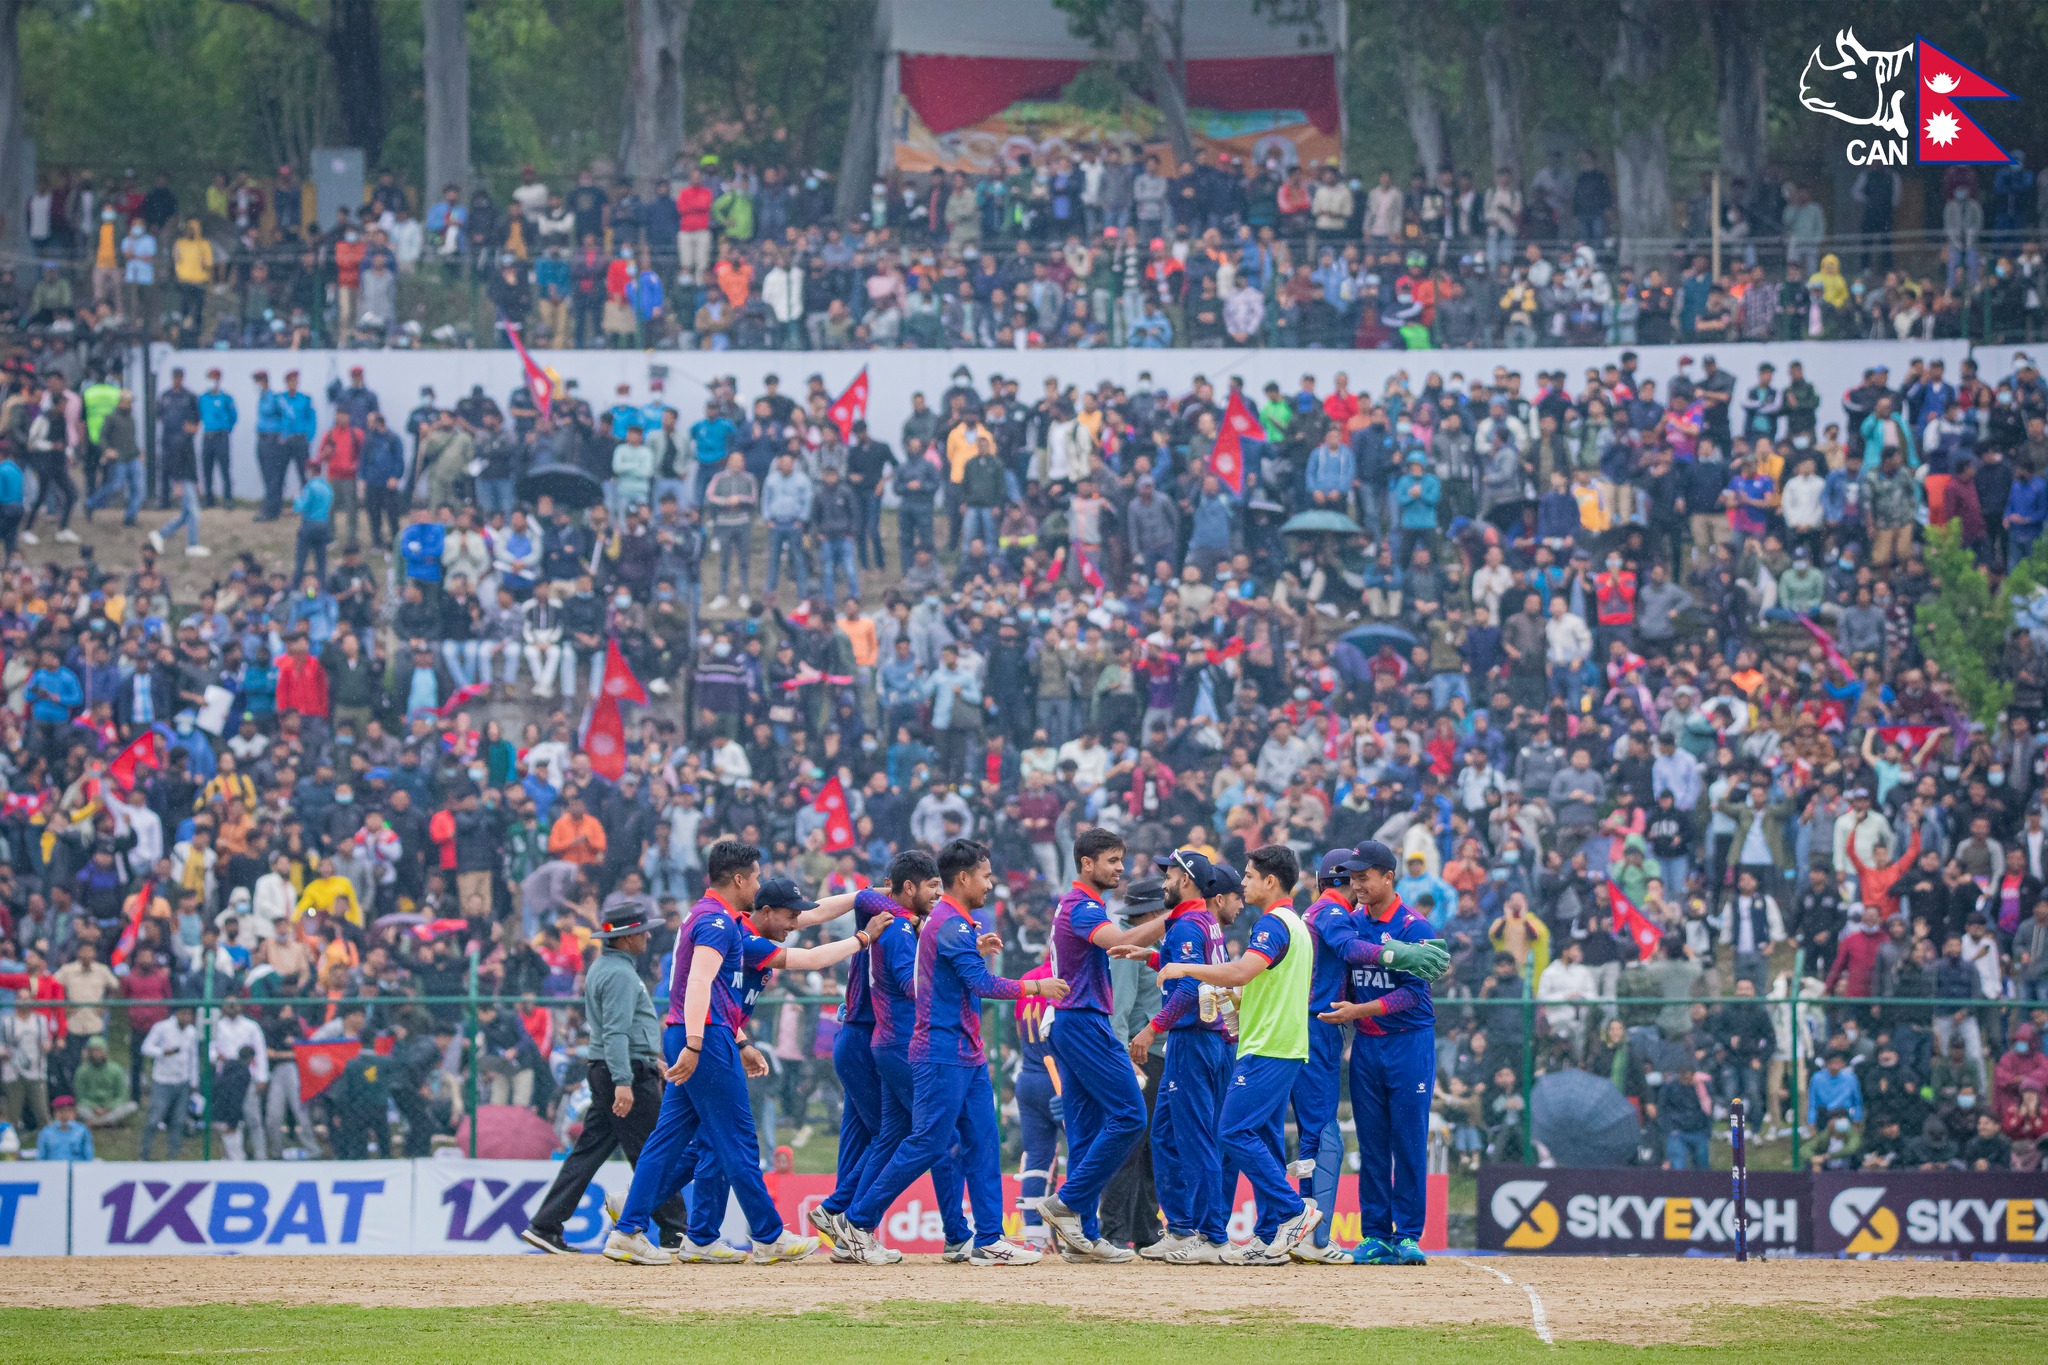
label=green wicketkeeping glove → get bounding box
[1382,939,1452,981]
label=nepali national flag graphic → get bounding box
[1075,542,1104,592]
[814,775,855,853]
[1917,40,2015,164]
[827,368,869,443]
[110,878,156,968]
[1211,389,1265,496]
[295,1039,362,1101]
[1606,879,1664,962]
[1876,723,1943,753]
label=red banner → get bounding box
[295,1040,361,1101]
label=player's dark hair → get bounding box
[1246,844,1299,891]
[1073,827,1124,865]
[937,838,990,889]
[705,839,761,886]
[886,849,939,896]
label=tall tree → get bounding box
[1705,0,1766,187]
[1479,15,1522,180]
[1056,0,1196,165]
[1606,0,1673,267]
[0,0,22,246]
[834,0,885,223]
[221,0,386,163]
[620,0,692,185]
[421,0,469,197]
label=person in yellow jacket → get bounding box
[172,218,214,327]
[295,855,363,928]
[1488,892,1552,982]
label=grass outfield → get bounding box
[9,1297,2048,1364]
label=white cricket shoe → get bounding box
[1058,1235,1134,1264]
[1220,1238,1288,1266]
[603,1191,623,1224]
[842,1225,903,1266]
[968,1239,1044,1266]
[750,1231,820,1265]
[1164,1238,1226,1264]
[676,1238,747,1264]
[942,1240,972,1263]
[602,1228,674,1265]
[1287,1158,1317,1179]
[1036,1193,1089,1252]
[1290,1240,1351,1264]
[1271,1199,1321,1256]
[1139,1232,1192,1261]
[806,1204,846,1244]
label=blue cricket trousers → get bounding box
[848,1059,1004,1247]
[820,1022,880,1216]
[1350,1026,1435,1242]
[1152,1029,1232,1243]
[1289,1017,1345,1168]
[1221,1052,1305,1243]
[1049,1009,1147,1239]
[854,1044,971,1244]
[616,1024,784,1245]
[1015,1066,1061,1236]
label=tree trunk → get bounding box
[1706,0,1766,187]
[329,0,386,164]
[620,0,693,186]
[1607,0,1673,268]
[421,0,470,198]
[833,0,886,223]
[0,0,22,247]
[1139,3,1195,166]
[1402,63,1447,182]
[1480,22,1521,181]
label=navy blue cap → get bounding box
[1157,848,1240,899]
[1205,863,1243,898]
[1352,840,1400,873]
[1317,848,1367,881]
[753,876,818,913]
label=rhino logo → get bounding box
[1800,28,1912,140]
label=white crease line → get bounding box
[1456,1257,1555,1346]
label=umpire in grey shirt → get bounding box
[522,900,688,1253]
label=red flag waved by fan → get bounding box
[435,682,490,717]
[827,368,869,443]
[585,695,627,781]
[599,637,648,705]
[504,322,553,422]
[815,775,855,853]
[1606,880,1664,962]
[110,878,157,968]
[108,730,163,791]
[1075,542,1104,592]
[1210,388,1265,495]
[295,1039,362,1101]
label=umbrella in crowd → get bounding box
[1280,509,1365,536]
[1530,1069,1641,1168]
[516,461,603,510]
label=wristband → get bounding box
[685,1040,703,1053]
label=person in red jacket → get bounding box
[315,411,363,550]
[675,166,715,278]
[1824,902,1887,998]
[275,633,330,726]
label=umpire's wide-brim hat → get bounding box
[595,901,658,939]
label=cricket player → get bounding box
[603,843,836,1266]
[1156,844,1320,1264]
[1320,839,1442,1266]
[665,875,890,1261]
[1291,846,1451,1261]
[807,851,943,1256]
[809,851,970,1263]
[1120,850,1241,1264]
[841,839,1064,1266]
[1012,958,1062,1249]
[1038,827,1167,1262]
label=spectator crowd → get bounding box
[10,147,2048,354]
[4,321,2048,1181]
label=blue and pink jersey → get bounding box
[867,902,923,1052]
[1343,898,1437,1035]
[839,888,907,1027]
[663,892,749,1033]
[908,895,1025,1068]
[1051,882,1115,1013]
[1303,888,1395,1013]
[1014,961,1055,1077]
[734,914,780,1021]
[1149,901,1229,1034]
